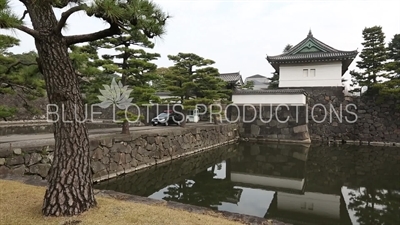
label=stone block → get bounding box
[0,149,12,158]
[13,148,22,155]
[281,128,290,135]
[0,158,5,166]
[266,134,278,139]
[29,164,51,178]
[11,165,26,176]
[100,137,114,148]
[91,161,107,173]
[26,153,42,166]
[277,121,288,129]
[92,148,103,160]
[250,124,260,136]
[293,125,308,133]
[89,140,100,151]
[0,166,10,177]
[6,156,24,166]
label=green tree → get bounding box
[373,34,400,103]
[164,53,229,126]
[69,44,112,105]
[241,80,254,90]
[0,34,45,120]
[386,34,400,75]
[268,72,279,89]
[283,44,292,53]
[350,26,388,94]
[0,0,169,216]
[268,44,293,89]
[92,33,162,134]
[152,67,171,91]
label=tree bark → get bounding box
[180,109,187,128]
[120,46,130,135]
[25,3,96,216]
[121,120,130,134]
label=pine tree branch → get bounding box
[56,5,86,34]
[5,61,37,74]
[20,10,28,21]
[15,25,39,38]
[65,24,120,46]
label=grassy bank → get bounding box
[0,179,245,225]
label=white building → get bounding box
[266,30,358,88]
[245,74,270,90]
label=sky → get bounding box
[1,0,400,82]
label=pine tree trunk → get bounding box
[25,3,96,216]
[121,120,130,134]
[180,110,187,128]
[212,114,218,124]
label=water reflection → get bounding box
[95,143,400,225]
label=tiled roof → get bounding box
[233,89,306,95]
[266,30,358,64]
[247,74,266,79]
[219,72,243,83]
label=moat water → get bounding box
[95,142,400,225]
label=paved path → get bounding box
[0,126,163,144]
[0,122,217,149]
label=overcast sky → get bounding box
[1,0,400,81]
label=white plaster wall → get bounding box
[231,173,305,191]
[252,84,270,90]
[279,62,343,87]
[232,94,306,105]
[277,192,341,219]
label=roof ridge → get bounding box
[275,31,354,57]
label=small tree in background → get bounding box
[241,80,254,90]
[283,44,293,53]
[350,26,388,94]
[268,44,292,89]
[92,31,163,134]
[164,53,229,127]
[152,67,171,91]
[374,33,400,105]
[268,72,279,89]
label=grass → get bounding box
[0,179,245,225]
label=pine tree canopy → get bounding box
[0,34,45,120]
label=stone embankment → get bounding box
[0,124,239,182]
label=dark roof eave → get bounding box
[233,89,307,96]
[267,54,358,64]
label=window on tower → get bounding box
[303,69,308,77]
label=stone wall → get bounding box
[231,105,310,143]
[95,144,239,196]
[304,87,400,143]
[233,87,400,144]
[0,124,239,182]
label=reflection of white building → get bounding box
[228,169,348,224]
[222,144,352,224]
